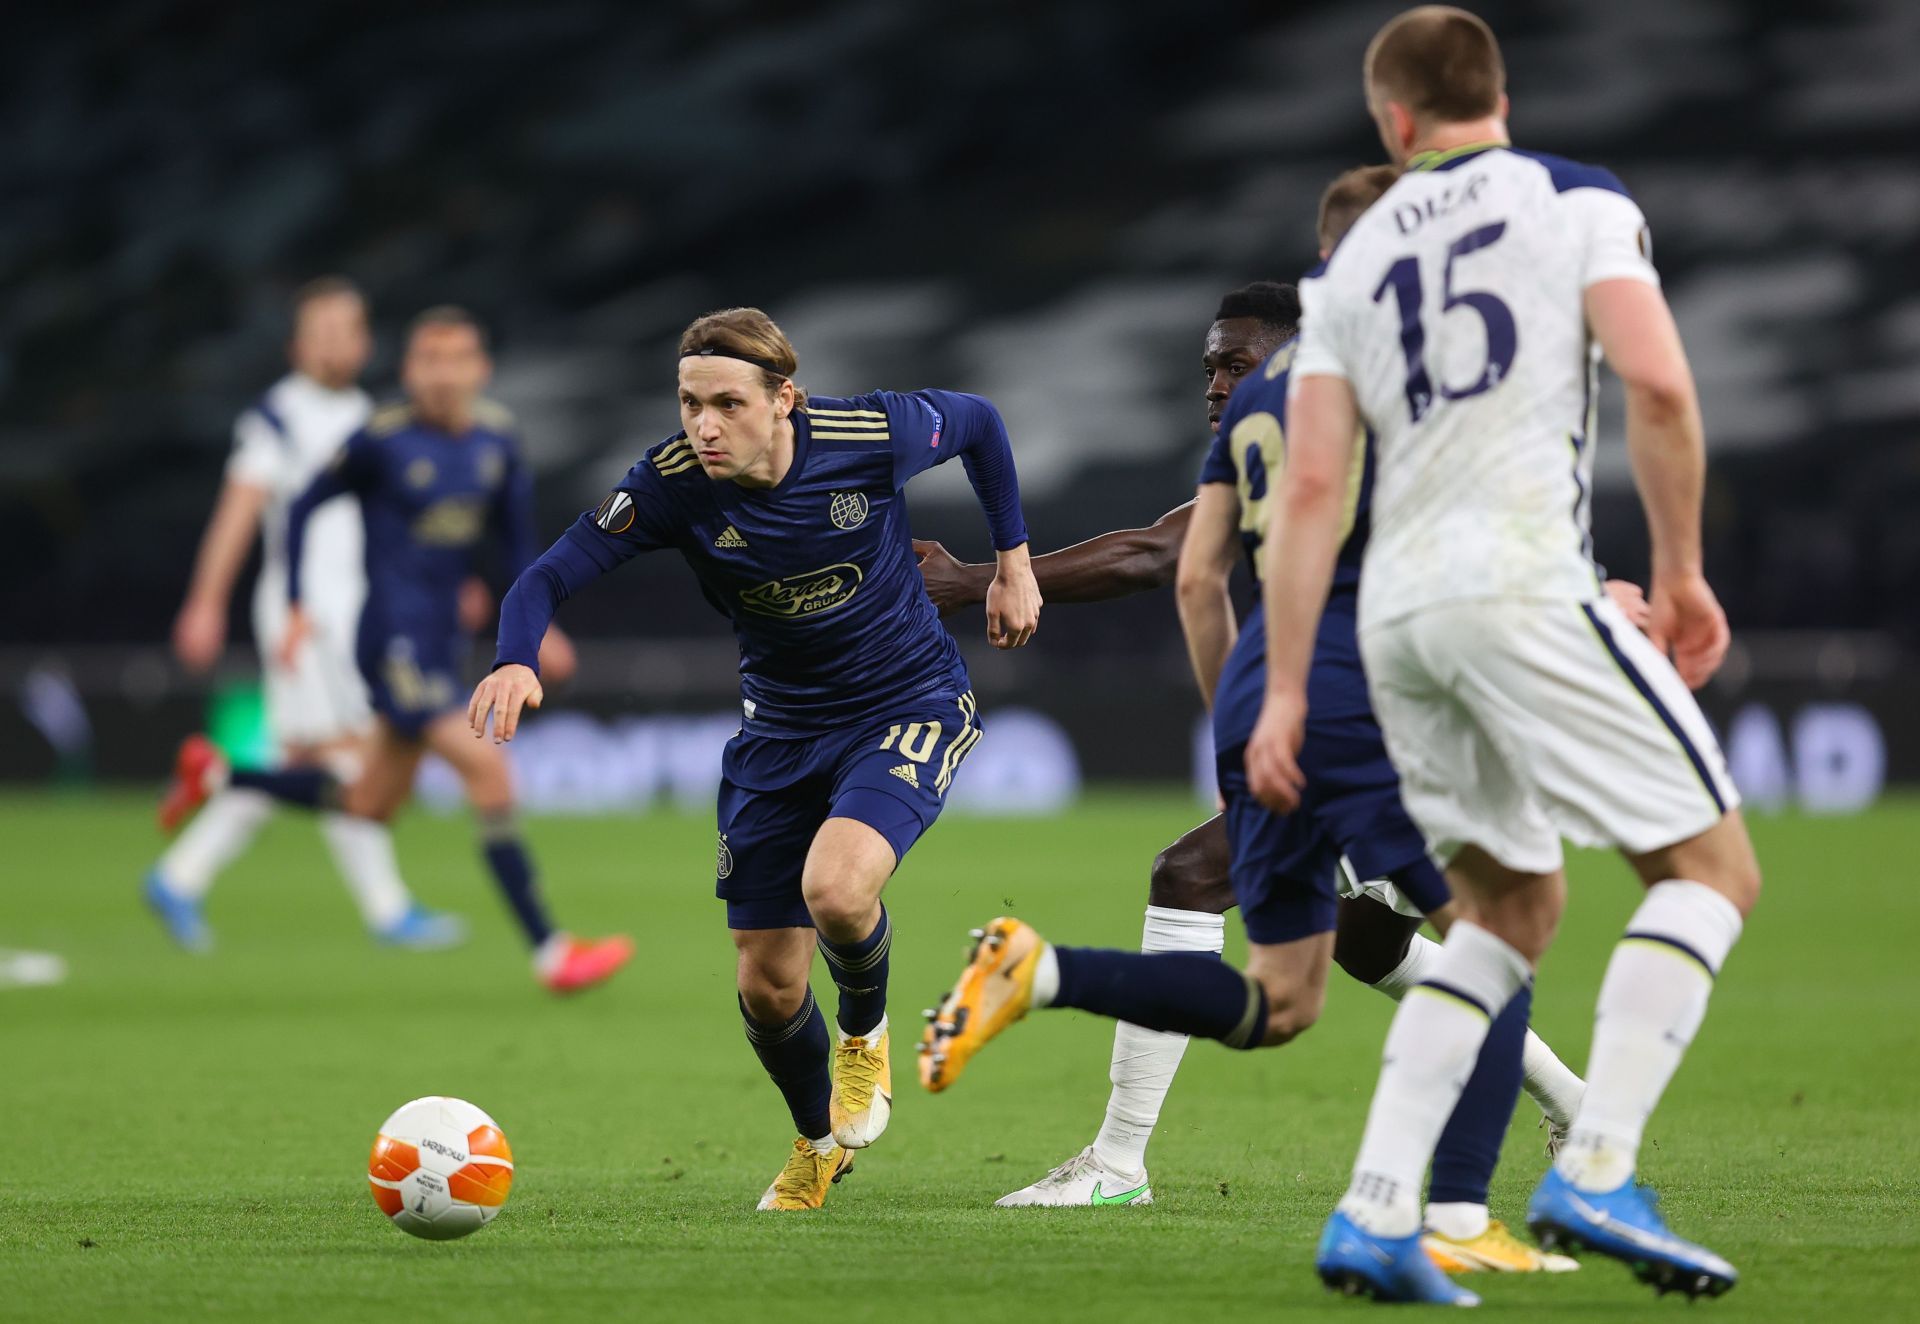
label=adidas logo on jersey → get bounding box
[888,764,918,788]
[714,525,748,549]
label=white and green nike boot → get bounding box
[995,1146,1152,1208]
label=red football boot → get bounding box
[538,934,636,995]
[158,734,224,833]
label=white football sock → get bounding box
[1559,880,1742,1192]
[319,813,413,930]
[1376,931,1585,1130]
[155,788,273,900]
[1090,906,1226,1174]
[1522,1030,1585,1130]
[1424,1200,1490,1241]
[1370,929,1442,1000]
[1031,944,1060,1008]
[1340,922,1531,1238]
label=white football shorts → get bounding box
[254,595,372,749]
[1336,858,1427,919]
[1360,595,1738,875]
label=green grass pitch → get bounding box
[2,789,1916,1321]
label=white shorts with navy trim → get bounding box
[1360,596,1739,875]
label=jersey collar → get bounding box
[1406,140,1506,173]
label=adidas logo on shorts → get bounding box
[714,524,748,549]
[888,763,918,788]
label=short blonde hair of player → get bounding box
[678,307,810,409]
[1317,165,1401,254]
[1364,6,1504,126]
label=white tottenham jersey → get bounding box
[226,372,373,628]
[1293,143,1659,632]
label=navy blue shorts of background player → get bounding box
[1211,603,1444,946]
[357,624,463,740]
[717,690,982,930]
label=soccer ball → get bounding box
[368,1096,514,1240]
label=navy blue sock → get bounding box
[1429,983,1531,1206]
[818,905,891,1037]
[229,767,332,809]
[1052,946,1268,1049]
[742,987,833,1141]
[479,815,554,948]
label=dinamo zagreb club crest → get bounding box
[829,491,869,530]
[716,834,733,879]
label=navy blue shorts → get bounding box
[358,628,463,740]
[717,690,982,930]
[1212,617,1439,946]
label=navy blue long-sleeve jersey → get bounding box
[1201,341,1376,751]
[496,389,1028,738]
[287,399,538,648]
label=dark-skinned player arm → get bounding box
[490,465,676,675]
[915,501,1194,613]
[285,431,379,607]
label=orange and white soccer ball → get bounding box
[368,1096,514,1240]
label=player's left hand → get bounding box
[986,545,1041,649]
[1245,686,1308,813]
[1604,578,1652,632]
[913,539,990,615]
[468,664,543,743]
[457,577,495,634]
[1648,570,1730,690]
[537,625,577,687]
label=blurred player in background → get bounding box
[1246,6,1760,1301]
[145,279,464,953]
[468,307,1041,1211]
[159,307,632,995]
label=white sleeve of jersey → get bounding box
[1569,189,1659,289]
[1290,271,1354,382]
[224,409,283,489]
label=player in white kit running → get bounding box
[1244,7,1762,1306]
[145,278,465,953]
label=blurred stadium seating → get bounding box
[1,0,1914,788]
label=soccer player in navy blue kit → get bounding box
[469,307,1042,1210]
[160,307,635,995]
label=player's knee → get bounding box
[1147,845,1232,914]
[800,874,873,940]
[736,966,807,1025]
[338,783,395,823]
[1257,986,1325,1047]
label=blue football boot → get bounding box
[1316,1209,1481,1306]
[143,870,213,953]
[1528,1167,1736,1298]
[375,904,469,951]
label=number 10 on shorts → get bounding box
[879,721,942,763]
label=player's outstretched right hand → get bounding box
[468,664,543,744]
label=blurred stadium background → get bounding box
[2,0,1913,812]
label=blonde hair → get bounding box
[677,307,807,408]
[1365,6,1505,125]
[1318,164,1401,251]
